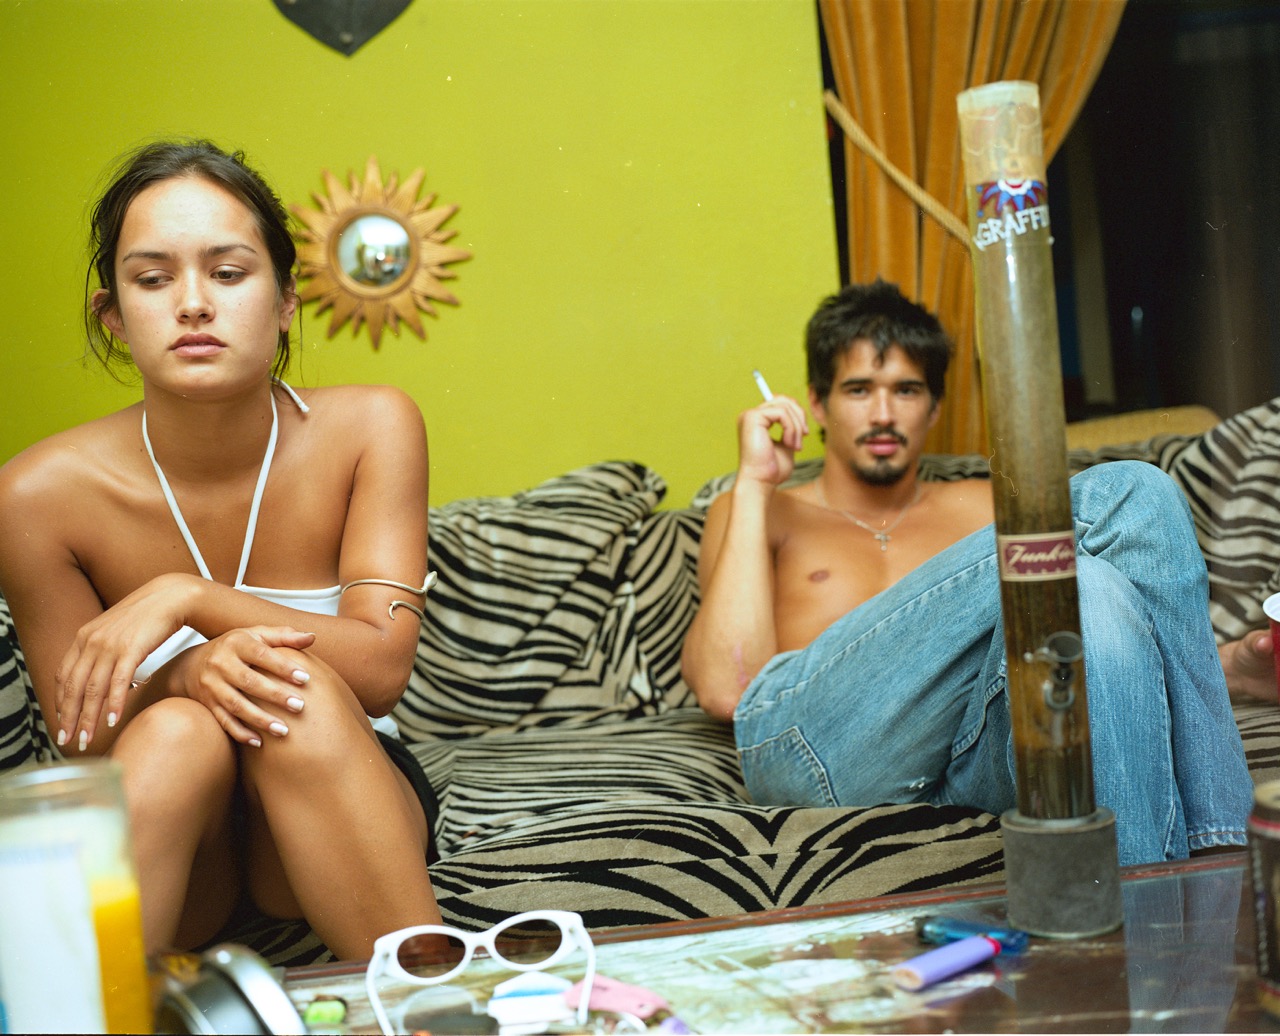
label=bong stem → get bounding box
[957,81,1095,820]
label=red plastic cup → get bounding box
[1263,593,1280,702]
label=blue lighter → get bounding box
[915,914,1029,954]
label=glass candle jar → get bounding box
[0,760,152,1034]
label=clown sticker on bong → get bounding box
[971,178,1049,251]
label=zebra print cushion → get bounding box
[0,599,51,772]
[1234,702,1280,786]
[393,462,702,740]
[1117,399,1280,645]
[411,709,1005,919]
[217,710,1007,966]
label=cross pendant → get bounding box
[874,532,890,551]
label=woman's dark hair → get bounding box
[805,279,953,404]
[85,139,297,380]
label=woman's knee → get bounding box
[243,650,370,778]
[115,697,235,771]
[113,699,238,812]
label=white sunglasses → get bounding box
[364,909,596,1035]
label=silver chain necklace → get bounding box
[813,481,924,551]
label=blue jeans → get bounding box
[734,462,1252,866]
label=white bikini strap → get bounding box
[273,377,310,414]
[235,392,279,587]
[141,392,280,587]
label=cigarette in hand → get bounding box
[752,369,774,402]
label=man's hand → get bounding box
[736,395,809,489]
[1220,629,1277,702]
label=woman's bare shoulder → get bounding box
[290,384,425,432]
[284,385,427,491]
[0,409,140,506]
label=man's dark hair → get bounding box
[805,279,953,403]
[85,139,298,381]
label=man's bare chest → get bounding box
[769,505,987,652]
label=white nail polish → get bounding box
[107,712,118,728]
[57,729,68,747]
[292,669,310,684]
[249,738,262,748]
[78,731,88,752]
[269,721,289,737]
[287,697,305,712]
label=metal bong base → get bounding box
[1001,807,1124,938]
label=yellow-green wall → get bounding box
[0,0,836,507]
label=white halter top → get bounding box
[134,382,342,680]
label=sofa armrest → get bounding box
[1065,405,1222,452]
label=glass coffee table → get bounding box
[282,854,1271,1033]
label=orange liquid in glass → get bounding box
[92,876,153,1034]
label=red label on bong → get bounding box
[997,531,1076,581]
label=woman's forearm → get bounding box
[178,576,420,713]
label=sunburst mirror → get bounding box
[291,157,471,348]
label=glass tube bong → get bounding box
[957,82,1093,822]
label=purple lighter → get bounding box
[891,934,1001,991]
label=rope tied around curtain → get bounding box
[823,89,973,251]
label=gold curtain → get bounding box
[818,0,1126,455]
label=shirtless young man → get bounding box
[682,280,1253,866]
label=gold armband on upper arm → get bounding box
[340,572,437,621]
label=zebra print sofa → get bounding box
[3,398,1280,966]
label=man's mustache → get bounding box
[857,425,908,447]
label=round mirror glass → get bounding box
[336,214,413,288]
[292,157,472,348]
